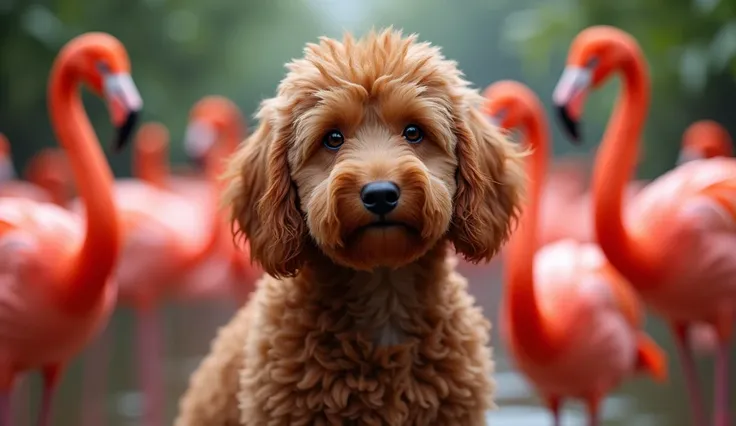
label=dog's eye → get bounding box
[402,125,424,143]
[323,130,344,150]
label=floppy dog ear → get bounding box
[449,106,525,263]
[221,99,307,278]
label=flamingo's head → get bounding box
[678,120,733,164]
[23,148,74,205]
[63,32,143,152]
[552,26,645,143]
[134,122,170,158]
[132,122,170,186]
[184,96,246,169]
[0,133,16,181]
[482,80,547,133]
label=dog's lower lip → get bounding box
[356,220,417,233]
[367,221,402,228]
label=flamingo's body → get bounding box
[0,200,116,366]
[0,32,141,426]
[485,80,666,426]
[0,183,53,204]
[553,25,736,426]
[108,182,212,305]
[621,159,736,322]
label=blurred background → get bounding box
[2,0,736,424]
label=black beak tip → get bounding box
[555,105,582,145]
[186,152,207,170]
[113,110,140,153]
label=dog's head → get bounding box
[223,29,524,277]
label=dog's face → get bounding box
[223,29,524,276]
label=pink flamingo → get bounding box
[553,25,736,426]
[487,79,667,426]
[0,32,141,426]
[174,96,259,303]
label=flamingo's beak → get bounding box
[184,121,217,170]
[553,66,592,145]
[676,149,700,166]
[103,73,143,152]
[0,157,16,181]
[486,107,507,128]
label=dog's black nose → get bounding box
[360,181,400,215]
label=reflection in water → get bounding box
[11,263,730,425]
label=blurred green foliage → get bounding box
[505,0,736,178]
[0,0,330,174]
[0,0,540,178]
[2,0,733,181]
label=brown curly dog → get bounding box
[174,28,525,426]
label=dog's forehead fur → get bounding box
[277,28,480,111]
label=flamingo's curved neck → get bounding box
[49,57,119,313]
[134,141,169,190]
[210,119,245,242]
[592,52,658,286]
[181,123,239,266]
[222,118,244,156]
[503,107,559,360]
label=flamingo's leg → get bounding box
[586,395,601,426]
[713,339,731,426]
[81,325,112,426]
[713,314,733,426]
[546,396,561,426]
[37,364,62,426]
[0,391,10,426]
[0,370,15,426]
[11,375,29,426]
[136,304,164,426]
[672,323,708,426]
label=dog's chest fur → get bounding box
[238,254,496,425]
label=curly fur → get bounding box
[175,28,525,426]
